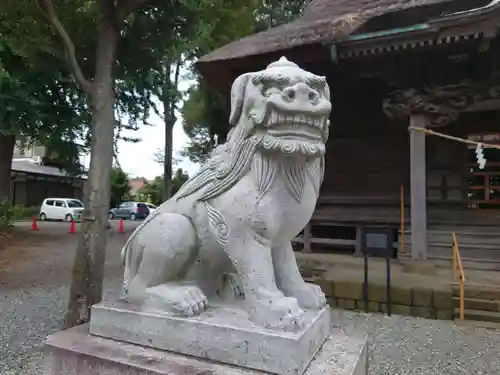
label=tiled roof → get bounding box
[11,159,73,178]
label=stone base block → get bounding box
[44,324,368,375]
[89,301,330,375]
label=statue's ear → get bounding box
[229,73,252,126]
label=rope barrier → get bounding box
[409,126,500,169]
[408,126,500,150]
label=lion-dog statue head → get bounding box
[226,56,331,158]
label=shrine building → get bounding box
[197,0,500,270]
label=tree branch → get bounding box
[37,0,93,94]
[171,59,182,119]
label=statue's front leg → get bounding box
[225,232,306,332]
[272,240,326,310]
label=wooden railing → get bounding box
[452,232,466,321]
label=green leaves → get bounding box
[181,79,228,163]
[180,0,309,163]
[110,167,131,208]
[138,168,189,206]
[0,1,90,167]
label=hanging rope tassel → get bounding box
[475,143,487,169]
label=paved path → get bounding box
[1,227,500,374]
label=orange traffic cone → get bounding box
[31,215,39,231]
[119,219,124,234]
[68,219,76,234]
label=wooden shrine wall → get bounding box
[317,78,472,225]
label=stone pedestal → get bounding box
[88,301,330,375]
[44,324,368,375]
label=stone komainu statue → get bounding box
[120,57,332,332]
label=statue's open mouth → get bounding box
[265,110,326,142]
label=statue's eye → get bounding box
[263,87,281,97]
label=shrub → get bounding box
[0,201,34,229]
[0,199,15,229]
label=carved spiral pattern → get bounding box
[216,223,229,244]
[281,142,297,154]
[205,202,229,246]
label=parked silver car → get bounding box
[108,202,150,220]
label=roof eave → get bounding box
[339,0,500,47]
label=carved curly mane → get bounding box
[174,133,324,203]
[175,137,259,202]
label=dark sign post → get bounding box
[361,227,394,316]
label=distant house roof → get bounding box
[129,178,147,195]
[11,159,80,178]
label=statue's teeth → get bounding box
[271,111,278,124]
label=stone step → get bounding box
[429,245,500,260]
[451,283,500,301]
[400,230,500,246]
[399,243,500,268]
[452,297,500,312]
[438,235,500,247]
[428,257,500,271]
[402,242,500,251]
[454,308,500,323]
[399,255,500,271]
[399,230,500,267]
[399,247,500,270]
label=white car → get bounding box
[146,203,157,213]
[39,198,85,222]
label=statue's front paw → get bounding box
[248,294,306,332]
[146,284,208,317]
[285,283,326,310]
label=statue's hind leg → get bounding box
[126,213,208,316]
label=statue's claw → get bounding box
[248,294,307,332]
[285,283,326,310]
[176,286,209,317]
[279,310,307,332]
[146,284,208,317]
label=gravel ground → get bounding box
[1,282,121,375]
[330,309,500,375]
[1,227,500,375]
[0,225,127,375]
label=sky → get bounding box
[108,71,200,180]
[115,108,199,179]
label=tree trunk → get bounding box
[162,116,174,201]
[0,134,15,203]
[161,61,181,202]
[64,22,118,329]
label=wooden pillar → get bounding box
[409,114,428,260]
[303,222,312,253]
